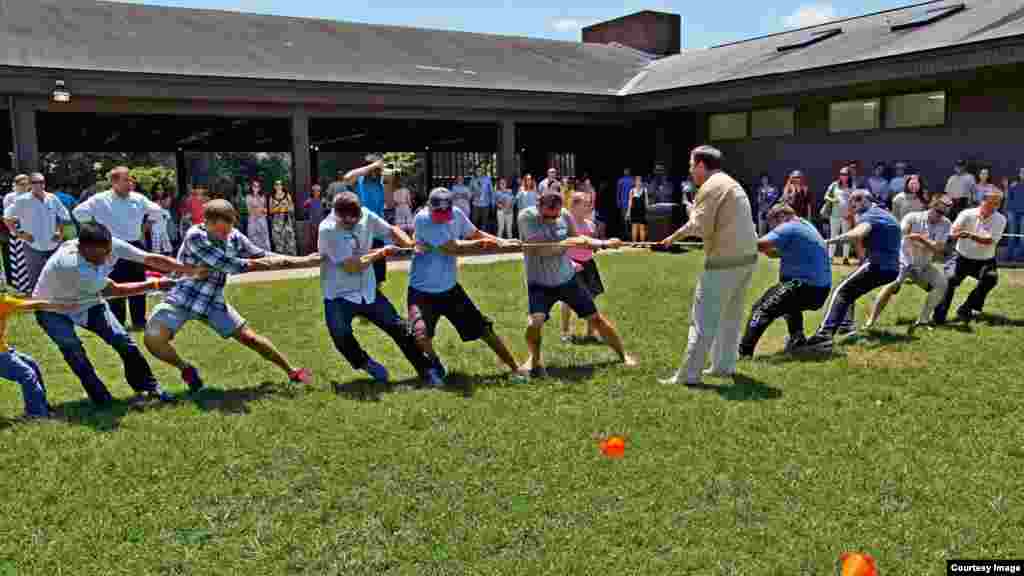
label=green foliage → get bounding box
[211,152,291,191]
[2,253,1023,574]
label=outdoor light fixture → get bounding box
[52,80,71,103]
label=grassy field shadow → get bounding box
[685,374,782,401]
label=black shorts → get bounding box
[408,284,492,341]
[573,259,605,299]
[528,276,598,321]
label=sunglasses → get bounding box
[429,198,452,211]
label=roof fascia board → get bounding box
[0,66,621,114]
[623,35,1024,112]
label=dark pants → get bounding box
[0,240,11,286]
[323,294,431,376]
[818,263,898,336]
[471,205,492,233]
[108,241,148,327]
[933,253,998,323]
[372,239,387,285]
[36,304,158,405]
[740,280,831,356]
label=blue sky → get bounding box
[116,0,910,48]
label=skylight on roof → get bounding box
[890,3,965,31]
[776,27,842,52]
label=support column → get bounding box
[291,107,311,220]
[498,119,516,180]
[175,148,187,204]
[425,149,434,193]
[11,99,39,173]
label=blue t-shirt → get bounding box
[764,218,831,288]
[409,207,476,293]
[856,205,901,272]
[356,175,385,217]
[1007,183,1024,212]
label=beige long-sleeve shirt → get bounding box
[675,171,758,270]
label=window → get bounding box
[777,28,842,52]
[886,92,946,128]
[709,112,748,141]
[890,4,965,31]
[829,99,880,133]
[751,108,795,137]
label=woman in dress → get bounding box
[268,180,297,255]
[391,175,414,236]
[627,175,649,243]
[4,174,29,293]
[245,179,271,251]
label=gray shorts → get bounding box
[893,263,939,292]
[147,302,246,339]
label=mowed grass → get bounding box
[1,250,1023,575]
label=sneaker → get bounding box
[180,365,204,393]
[289,368,312,384]
[783,334,807,353]
[907,321,933,336]
[430,357,447,380]
[560,334,573,343]
[363,358,389,383]
[836,324,858,338]
[702,368,734,378]
[150,386,177,403]
[801,333,834,352]
[956,308,974,323]
[424,368,446,389]
[509,368,530,383]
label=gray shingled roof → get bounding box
[625,0,1024,95]
[1,0,1022,99]
[0,0,652,95]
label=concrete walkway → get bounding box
[227,252,527,285]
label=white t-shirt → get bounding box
[33,238,148,323]
[900,211,951,268]
[953,207,1006,261]
[4,192,70,251]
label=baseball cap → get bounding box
[428,187,454,211]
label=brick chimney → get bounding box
[582,11,681,57]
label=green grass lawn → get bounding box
[1,250,1022,575]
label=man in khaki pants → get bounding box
[659,145,758,385]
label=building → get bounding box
[2,0,1023,227]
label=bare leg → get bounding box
[560,303,573,337]
[523,314,545,371]
[144,323,188,370]
[588,313,637,366]
[866,282,899,327]
[481,329,524,373]
[235,326,296,376]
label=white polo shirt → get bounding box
[4,192,70,251]
[318,208,392,304]
[953,207,1006,261]
[72,190,162,243]
[33,238,148,324]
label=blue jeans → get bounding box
[36,304,158,406]
[1007,211,1024,259]
[324,294,431,376]
[0,349,48,417]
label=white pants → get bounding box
[829,217,851,259]
[673,263,755,382]
[497,210,514,239]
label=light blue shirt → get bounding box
[516,189,537,211]
[409,207,476,293]
[318,208,392,304]
[763,218,831,287]
[33,238,148,324]
[471,176,493,207]
[356,176,385,217]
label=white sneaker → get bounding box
[702,368,734,378]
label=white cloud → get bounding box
[550,18,595,33]
[783,3,837,28]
